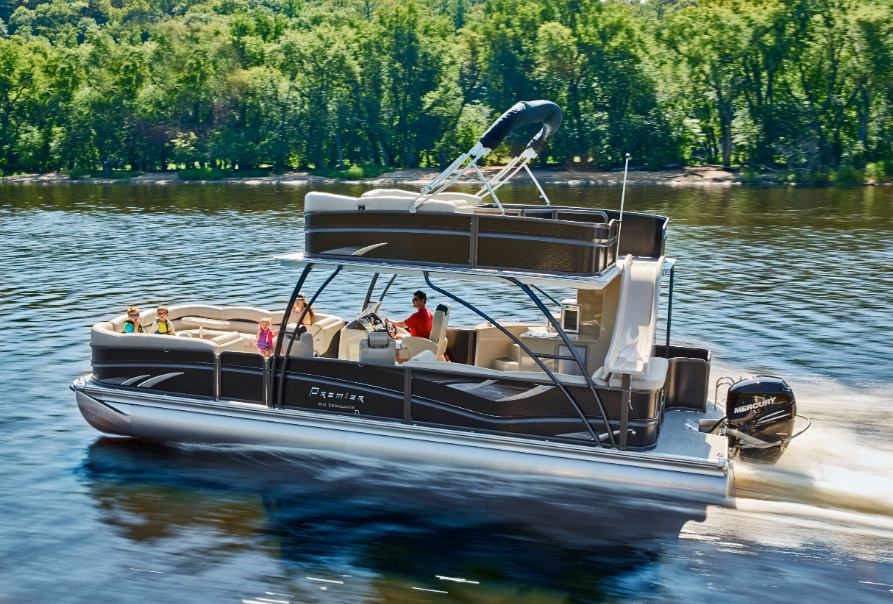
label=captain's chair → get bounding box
[402,304,450,361]
[359,331,396,365]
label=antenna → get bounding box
[617,153,630,254]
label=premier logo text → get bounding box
[310,387,364,403]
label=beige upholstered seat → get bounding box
[306,314,344,355]
[303,192,357,211]
[273,330,314,358]
[304,191,473,214]
[290,331,314,357]
[94,305,340,356]
[93,322,220,352]
[359,331,396,365]
[402,304,450,362]
[360,189,483,207]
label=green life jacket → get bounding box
[124,319,144,334]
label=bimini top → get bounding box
[300,100,667,278]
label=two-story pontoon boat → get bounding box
[71,101,808,504]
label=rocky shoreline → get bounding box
[0,165,744,186]
[2,165,888,186]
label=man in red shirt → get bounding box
[385,290,433,339]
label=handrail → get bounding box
[506,277,617,448]
[530,284,560,308]
[664,264,674,358]
[714,376,736,410]
[274,265,342,409]
[424,272,604,446]
[362,273,379,311]
[269,263,314,407]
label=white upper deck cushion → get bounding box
[360,189,483,207]
[305,191,470,213]
[360,188,415,198]
[305,192,357,212]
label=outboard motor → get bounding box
[724,376,801,461]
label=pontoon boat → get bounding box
[72,101,808,504]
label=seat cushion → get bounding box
[305,192,359,212]
[360,189,482,207]
[594,357,669,391]
[368,331,391,348]
[359,337,397,364]
[168,305,224,321]
[359,196,460,213]
[407,349,438,363]
[217,306,272,322]
[211,331,242,345]
[401,336,437,358]
[360,189,416,198]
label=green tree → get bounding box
[275,23,357,168]
[0,38,46,170]
[665,5,751,167]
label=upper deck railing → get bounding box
[304,205,667,277]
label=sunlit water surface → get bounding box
[1,182,892,602]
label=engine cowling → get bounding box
[726,376,796,458]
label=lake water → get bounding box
[1,182,892,602]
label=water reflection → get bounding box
[3,182,893,601]
[3,182,891,387]
[83,437,709,602]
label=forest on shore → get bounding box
[1,0,892,182]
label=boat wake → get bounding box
[731,375,893,518]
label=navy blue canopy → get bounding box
[478,100,563,154]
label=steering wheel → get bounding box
[386,322,397,338]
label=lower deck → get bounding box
[88,343,716,454]
[90,291,714,450]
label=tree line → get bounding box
[1,0,892,176]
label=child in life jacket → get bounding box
[256,317,278,357]
[123,307,144,333]
[152,306,176,336]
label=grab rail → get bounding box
[714,376,736,411]
[424,272,609,446]
[506,277,617,449]
[273,265,342,409]
[270,263,314,408]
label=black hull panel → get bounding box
[275,358,664,450]
[92,346,215,398]
[90,351,667,450]
[220,351,265,403]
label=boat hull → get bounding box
[72,377,734,504]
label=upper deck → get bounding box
[303,195,668,278]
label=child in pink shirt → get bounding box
[256,318,278,357]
